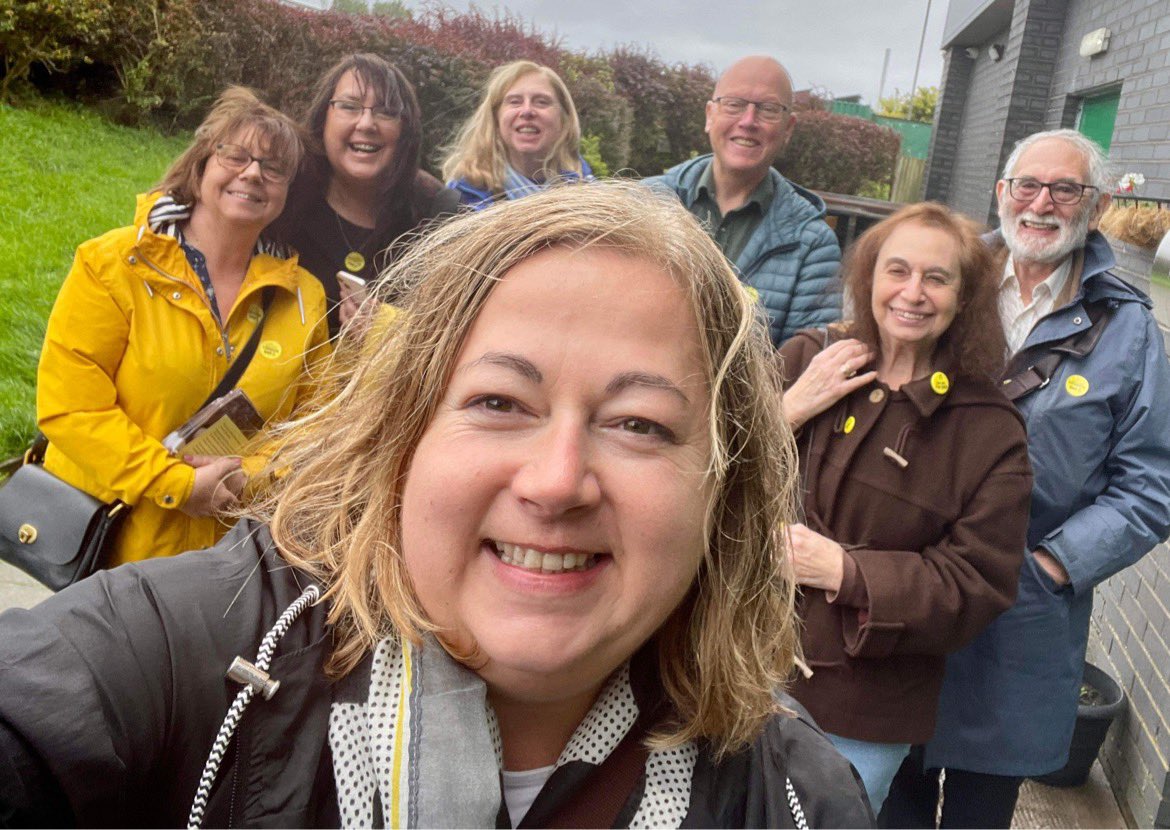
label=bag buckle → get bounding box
[17,523,37,544]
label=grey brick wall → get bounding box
[1043,0,1170,198]
[1087,543,1170,829]
[949,24,1016,223]
[924,47,975,204]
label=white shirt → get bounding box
[997,256,1073,354]
[502,764,556,827]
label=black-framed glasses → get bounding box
[214,144,291,184]
[328,99,401,123]
[1004,177,1097,205]
[710,96,790,122]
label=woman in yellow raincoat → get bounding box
[36,87,329,566]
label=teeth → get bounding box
[731,137,758,146]
[1022,220,1057,229]
[892,309,926,321]
[228,191,261,202]
[495,542,598,573]
[350,143,380,153]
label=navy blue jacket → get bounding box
[925,231,1170,776]
[644,155,841,345]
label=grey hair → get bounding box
[1001,129,1114,192]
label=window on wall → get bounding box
[1076,89,1120,152]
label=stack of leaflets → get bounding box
[163,389,264,457]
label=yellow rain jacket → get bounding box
[37,194,330,565]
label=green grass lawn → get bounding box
[0,100,189,460]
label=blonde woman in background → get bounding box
[442,60,593,209]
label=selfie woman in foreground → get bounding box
[0,183,871,828]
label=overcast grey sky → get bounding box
[437,0,948,106]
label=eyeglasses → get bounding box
[214,144,291,184]
[328,99,402,123]
[1004,177,1097,205]
[710,96,790,123]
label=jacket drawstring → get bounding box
[187,584,320,829]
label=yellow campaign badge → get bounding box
[259,340,283,360]
[246,304,264,324]
[1065,374,1089,397]
[930,371,950,395]
[843,415,856,434]
[743,285,760,304]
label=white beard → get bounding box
[1000,203,1094,264]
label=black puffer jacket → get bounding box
[0,521,872,828]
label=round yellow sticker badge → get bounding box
[259,340,282,360]
[930,371,950,395]
[1065,374,1089,397]
[246,304,264,324]
[843,415,856,434]
[743,285,760,304]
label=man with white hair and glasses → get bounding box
[883,129,1170,828]
[645,55,841,346]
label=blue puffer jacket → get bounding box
[925,231,1170,777]
[644,155,841,345]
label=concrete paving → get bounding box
[0,560,1132,828]
[1014,761,1127,829]
[0,559,51,610]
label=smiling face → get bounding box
[323,69,401,189]
[871,221,963,359]
[400,246,713,708]
[997,137,1106,265]
[496,72,564,177]
[194,128,288,231]
[705,57,795,184]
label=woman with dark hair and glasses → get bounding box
[270,54,460,337]
[34,86,330,568]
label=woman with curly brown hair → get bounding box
[0,183,870,828]
[777,202,1033,813]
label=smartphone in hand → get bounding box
[336,270,367,302]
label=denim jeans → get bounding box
[827,732,911,814]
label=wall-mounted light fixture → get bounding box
[1079,28,1110,57]
[964,46,980,59]
[989,44,1005,61]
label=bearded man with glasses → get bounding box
[883,129,1170,828]
[644,56,841,346]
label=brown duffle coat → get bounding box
[778,328,1033,744]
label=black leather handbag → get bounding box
[0,287,276,591]
[0,444,128,591]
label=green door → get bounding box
[1077,90,1120,152]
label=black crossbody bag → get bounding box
[0,287,274,590]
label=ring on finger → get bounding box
[841,364,856,378]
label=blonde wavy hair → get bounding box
[440,60,584,192]
[252,180,800,757]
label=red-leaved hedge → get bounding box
[1,0,898,189]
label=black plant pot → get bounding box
[1032,661,1126,788]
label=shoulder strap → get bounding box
[20,287,278,472]
[198,286,276,410]
[535,714,654,829]
[999,299,1115,402]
